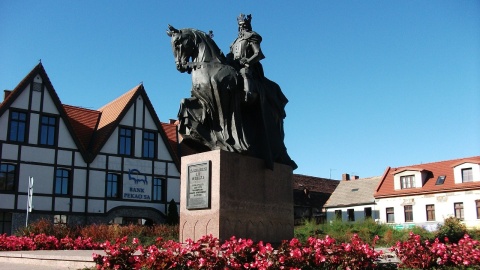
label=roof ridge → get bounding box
[98,84,141,111]
[392,155,480,170]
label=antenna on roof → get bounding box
[329,168,336,179]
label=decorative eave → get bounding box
[451,160,480,167]
[390,167,427,175]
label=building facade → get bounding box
[324,174,381,222]
[0,64,180,234]
[374,156,480,230]
[292,174,339,224]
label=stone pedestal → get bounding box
[180,150,293,244]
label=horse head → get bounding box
[167,25,226,73]
[167,25,196,73]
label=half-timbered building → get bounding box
[0,63,180,234]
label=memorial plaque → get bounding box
[186,161,211,209]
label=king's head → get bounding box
[237,13,252,31]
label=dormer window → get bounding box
[400,175,415,189]
[453,162,479,184]
[393,169,428,190]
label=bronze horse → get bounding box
[167,25,296,170]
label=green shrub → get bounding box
[293,219,439,247]
[166,199,179,225]
[435,216,467,243]
[17,218,79,239]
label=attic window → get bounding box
[435,175,446,185]
[351,188,359,192]
[32,82,42,92]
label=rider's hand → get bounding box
[240,58,248,66]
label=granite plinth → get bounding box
[180,150,293,244]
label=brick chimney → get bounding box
[4,90,12,101]
[352,175,359,180]
[342,173,350,181]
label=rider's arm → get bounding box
[244,42,265,66]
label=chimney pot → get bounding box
[342,173,350,181]
[4,90,12,101]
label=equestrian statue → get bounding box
[167,14,297,170]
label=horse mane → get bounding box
[183,28,227,64]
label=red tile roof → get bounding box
[90,85,141,155]
[375,156,480,198]
[161,121,202,167]
[162,122,180,165]
[63,105,100,152]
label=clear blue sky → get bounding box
[1,1,479,180]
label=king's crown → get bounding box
[237,13,252,25]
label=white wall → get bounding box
[376,190,480,228]
[58,120,77,149]
[0,110,8,141]
[11,85,30,110]
[325,203,379,222]
[167,177,180,202]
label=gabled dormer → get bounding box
[392,168,430,190]
[452,160,480,184]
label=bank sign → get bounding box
[123,169,152,201]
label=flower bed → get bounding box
[93,234,382,269]
[391,232,480,269]
[2,232,480,269]
[0,233,101,251]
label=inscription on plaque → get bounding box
[187,161,210,209]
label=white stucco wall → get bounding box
[0,110,8,141]
[21,146,55,164]
[42,90,58,114]
[100,130,118,155]
[325,203,379,222]
[73,169,87,196]
[11,85,30,110]
[18,164,54,194]
[57,150,73,166]
[166,177,180,202]
[28,113,39,144]
[1,143,18,160]
[88,170,106,197]
[58,120,77,148]
[135,98,143,127]
[119,107,134,126]
[376,190,480,228]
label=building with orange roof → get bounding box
[324,174,382,222]
[0,64,180,234]
[374,156,480,229]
